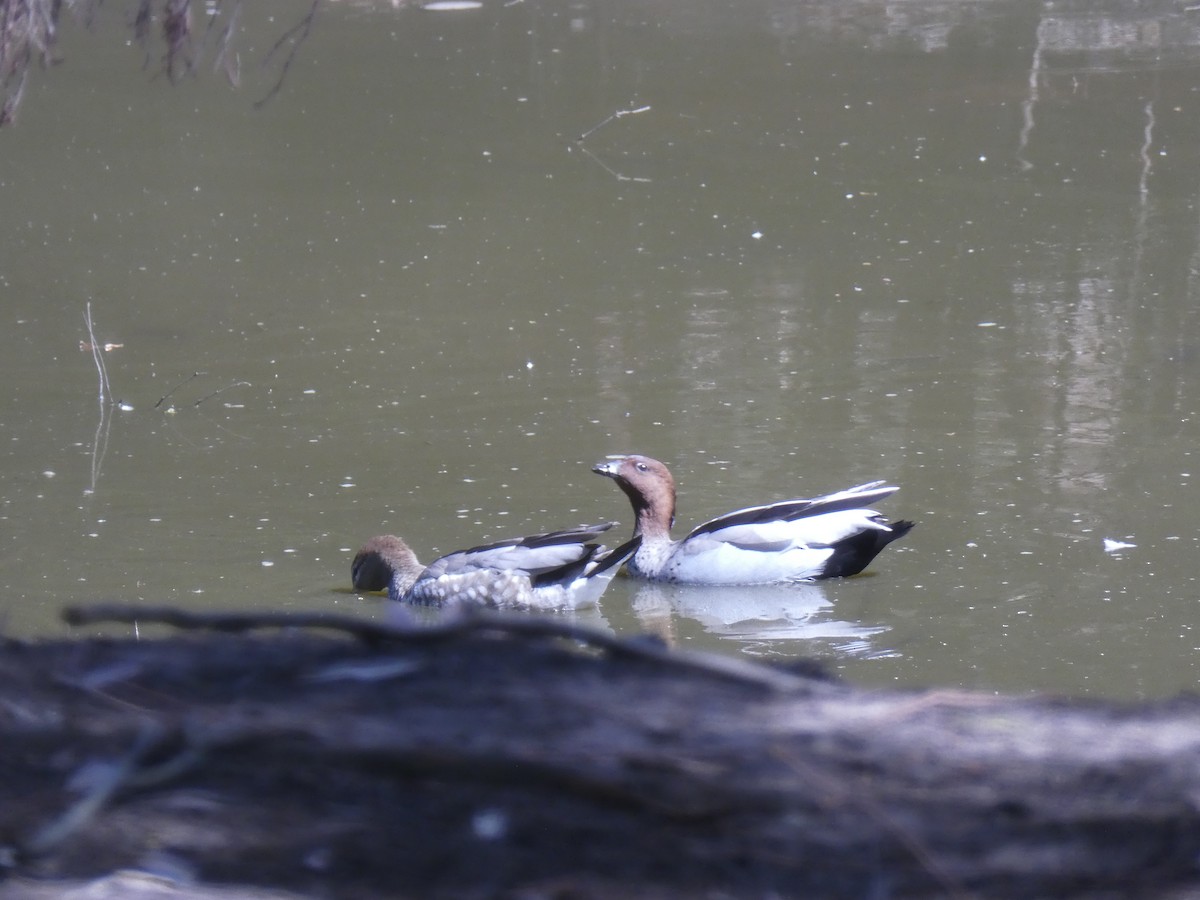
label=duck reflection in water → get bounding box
[627,580,890,658]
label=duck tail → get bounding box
[820,519,915,579]
[531,544,602,589]
[589,534,642,577]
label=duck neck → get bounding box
[385,551,426,601]
[621,484,675,544]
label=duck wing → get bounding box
[684,482,899,542]
[422,522,617,580]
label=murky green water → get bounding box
[3,0,1200,699]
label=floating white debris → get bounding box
[422,0,482,9]
[1103,538,1137,553]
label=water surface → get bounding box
[3,0,1200,700]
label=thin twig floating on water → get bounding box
[83,303,111,410]
[193,380,251,407]
[154,372,207,409]
[83,303,113,496]
[573,105,653,183]
[576,105,652,143]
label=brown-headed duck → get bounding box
[592,455,913,584]
[351,522,640,611]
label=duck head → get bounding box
[351,535,423,592]
[592,454,677,533]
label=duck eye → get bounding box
[635,462,649,473]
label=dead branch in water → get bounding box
[0,0,59,124]
[0,0,318,124]
[254,0,318,108]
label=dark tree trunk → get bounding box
[3,606,1200,899]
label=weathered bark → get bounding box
[2,605,1200,899]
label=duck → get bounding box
[591,455,914,585]
[351,522,641,611]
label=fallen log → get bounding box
[1,604,1199,898]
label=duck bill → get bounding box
[592,457,624,477]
